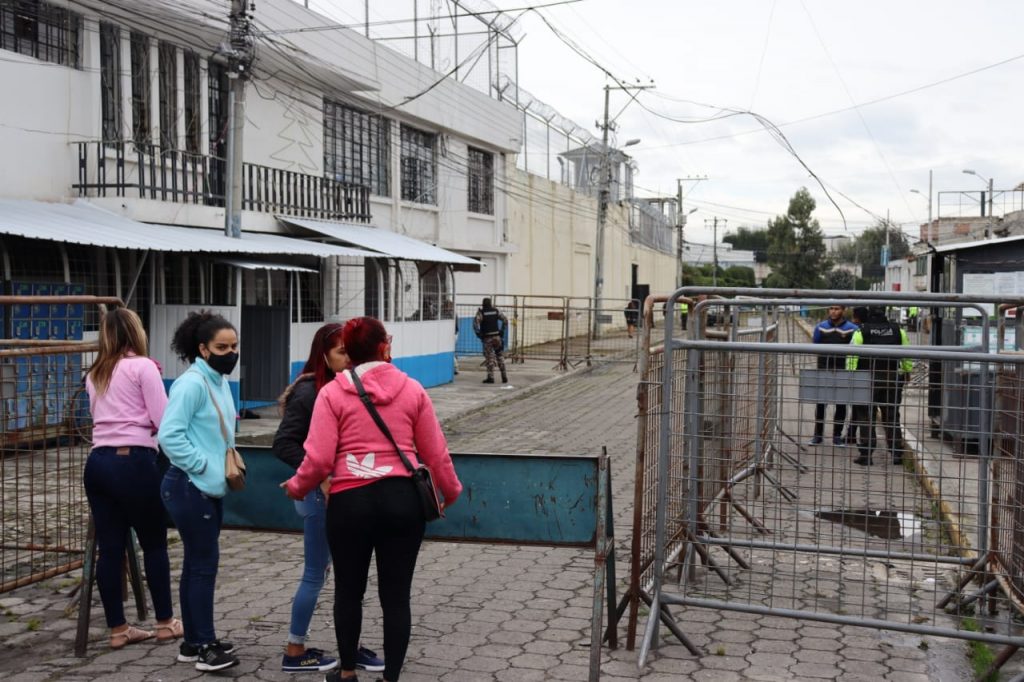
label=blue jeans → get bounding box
[288,487,330,645]
[160,466,222,646]
[83,446,172,628]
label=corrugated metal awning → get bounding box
[216,259,318,273]
[0,199,377,258]
[280,216,482,272]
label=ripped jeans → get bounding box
[161,466,223,646]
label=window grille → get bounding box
[0,0,80,68]
[323,100,390,197]
[183,51,201,154]
[915,258,927,276]
[207,61,228,204]
[129,32,150,145]
[400,125,437,204]
[397,261,421,321]
[467,147,494,215]
[331,257,367,322]
[293,271,323,323]
[99,22,121,143]
[158,42,177,151]
[364,259,394,321]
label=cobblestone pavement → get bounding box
[0,359,992,680]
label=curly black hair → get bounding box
[170,310,236,363]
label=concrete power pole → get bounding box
[592,82,653,339]
[675,176,705,287]
[223,0,254,238]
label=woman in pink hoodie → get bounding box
[285,317,461,682]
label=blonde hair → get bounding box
[89,308,149,395]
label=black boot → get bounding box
[501,372,508,384]
[853,450,873,466]
[482,377,494,384]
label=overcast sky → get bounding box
[311,0,1023,246]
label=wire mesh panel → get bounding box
[565,297,641,367]
[639,289,1024,668]
[1,340,98,593]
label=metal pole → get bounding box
[927,169,933,228]
[676,179,684,288]
[223,83,236,237]
[223,0,252,239]
[712,217,718,287]
[592,85,611,341]
[988,176,994,219]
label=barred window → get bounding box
[183,51,201,154]
[130,33,150,145]
[158,42,177,151]
[467,147,494,215]
[293,271,323,323]
[323,100,390,197]
[400,124,436,204]
[99,23,121,143]
[0,0,80,68]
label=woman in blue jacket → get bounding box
[158,311,240,674]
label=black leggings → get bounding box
[327,477,425,682]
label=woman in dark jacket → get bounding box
[274,323,384,674]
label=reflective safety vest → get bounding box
[908,306,919,316]
[679,302,689,314]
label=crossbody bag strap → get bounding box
[202,378,231,444]
[348,369,416,474]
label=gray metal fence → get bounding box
[636,288,1024,677]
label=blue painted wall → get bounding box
[290,354,454,389]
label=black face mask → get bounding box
[206,351,239,375]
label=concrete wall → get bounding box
[500,167,677,302]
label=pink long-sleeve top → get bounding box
[86,354,168,449]
[286,361,462,504]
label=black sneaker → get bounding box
[323,672,355,682]
[195,643,239,672]
[853,454,874,466]
[482,377,494,384]
[178,639,236,662]
[356,646,385,672]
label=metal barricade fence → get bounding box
[636,288,1024,673]
[455,293,641,369]
[624,295,779,650]
[0,296,117,594]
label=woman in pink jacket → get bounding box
[285,317,461,682]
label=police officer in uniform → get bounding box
[473,297,508,384]
[846,306,912,465]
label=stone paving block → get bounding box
[789,661,843,679]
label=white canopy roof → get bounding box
[281,217,481,271]
[0,199,376,258]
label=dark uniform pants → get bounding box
[851,377,905,456]
[483,335,505,378]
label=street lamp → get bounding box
[909,189,931,225]
[962,169,994,218]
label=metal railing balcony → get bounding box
[72,140,372,223]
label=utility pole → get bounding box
[712,217,723,287]
[223,0,254,238]
[592,82,654,339]
[675,176,705,288]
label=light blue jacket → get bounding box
[157,358,235,498]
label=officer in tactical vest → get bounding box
[846,306,912,465]
[473,297,508,384]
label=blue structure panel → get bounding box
[224,448,600,548]
[427,453,599,547]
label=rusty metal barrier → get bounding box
[635,288,1024,678]
[0,296,121,594]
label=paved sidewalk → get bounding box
[0,348,1003,680]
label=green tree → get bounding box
[837,221,911,282]
[765,187,831,288]
[826,268,857,291]
[722,227,769,263]
[721,265,755,287]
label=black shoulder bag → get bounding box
[349,369,444,522]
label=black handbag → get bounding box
[349,370,444,522]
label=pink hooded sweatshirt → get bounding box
[286,361,462,504]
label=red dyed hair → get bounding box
[300,322,346,392]
[342,317,389,365]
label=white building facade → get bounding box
[0,0,521,401]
